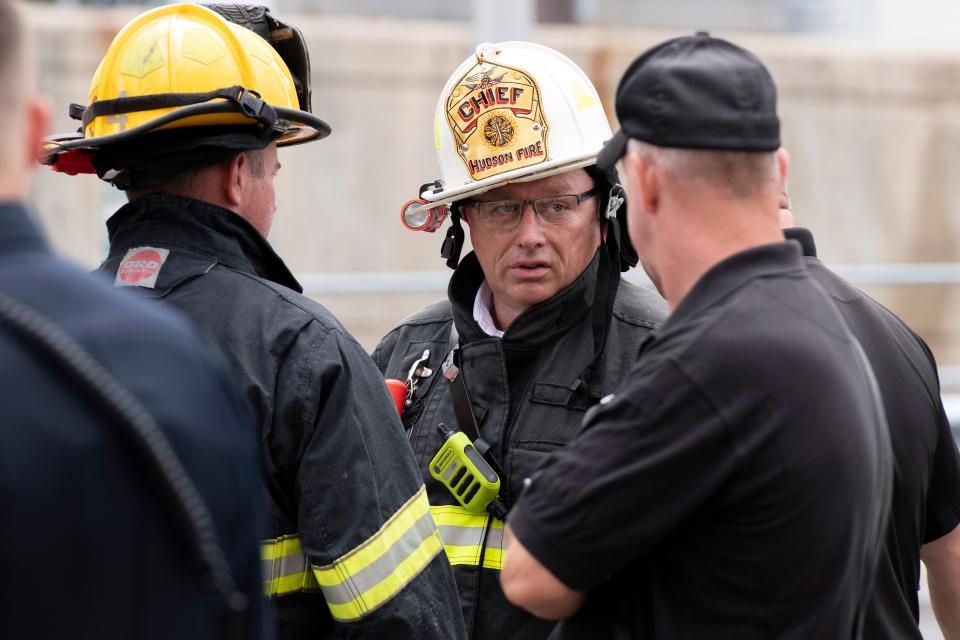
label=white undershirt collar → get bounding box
[472,281,504,338]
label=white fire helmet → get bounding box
[401,41,612,231]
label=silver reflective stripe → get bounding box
[485,525,504,552]
[319,510,438,606]
[437,522,504,551]
[438,523,484,548]
[276,549,308,579]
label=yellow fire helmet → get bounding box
[42,3,330,181]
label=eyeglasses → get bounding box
[461,188,598,231]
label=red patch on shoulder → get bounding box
[115,247,170,289]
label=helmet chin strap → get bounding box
[571,181,634,396]
[441,210,465,270]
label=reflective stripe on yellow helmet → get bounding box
[430,504,505,570]
[261,486,443,622]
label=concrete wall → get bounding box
[22,6,960,374]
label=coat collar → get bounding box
[783,227,818,258]
[106,193,301,292]
[668,241,805,328]
[448,249,600,352]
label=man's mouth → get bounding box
[510,261,550,278]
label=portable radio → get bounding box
[429,429,500,515]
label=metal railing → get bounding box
[296,262,960,296]
[295,263,960,435]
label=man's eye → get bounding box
[491,204,519,216]
[541,199,571,213]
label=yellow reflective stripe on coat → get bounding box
[430,504,505,570]
[312,485,443,622]
[261,534,320,596]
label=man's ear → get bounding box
[25,96,50,168]
[224,152,245,209]
[776,147,789,198]
[635,152,660,217]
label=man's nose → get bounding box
[515,202,546,247]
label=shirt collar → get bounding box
[105,193,302,292]
[473,280,504,338]
[0,201,49,257]
[668,241,806,328]
[783,227,818,258]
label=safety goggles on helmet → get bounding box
[460,188,599,232]
[201,3,313,114]
[41,3,330,178]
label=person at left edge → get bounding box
[41,4,466,639]
[2,1,266,638]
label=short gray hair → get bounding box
[626,138,778,200]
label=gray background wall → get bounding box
[24,5,960,375]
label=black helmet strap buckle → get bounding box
[236,88,272,124]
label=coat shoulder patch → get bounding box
[115,246,170,288]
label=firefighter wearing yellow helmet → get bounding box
[44,4,466,638]
[373,42,667,640]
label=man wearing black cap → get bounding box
[501,33,893,639]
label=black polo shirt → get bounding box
[509,241,892,639]
[787,227,960,639]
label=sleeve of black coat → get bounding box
[919,340,960,543]
[285,323,467,639]
[508,359,738,591]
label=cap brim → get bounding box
[596,129,628,171]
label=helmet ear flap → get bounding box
[587,164,638,271]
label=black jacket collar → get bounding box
[0,201,49,257]
[668,241,805,328]
[449,249,600,353]
[783,227,818,258]
[106,193,302,292]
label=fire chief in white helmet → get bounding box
[373,42,666,640]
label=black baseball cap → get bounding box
[597,31,780,170]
